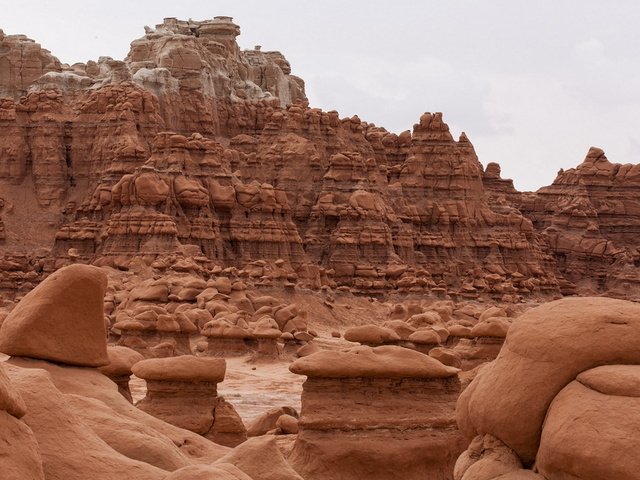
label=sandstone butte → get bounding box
[0,14,639,480]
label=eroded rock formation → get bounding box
[0,16,586,302]
[289,345,465,480]
[519,147,640,298]
[133,355,247,447]
[455,297,640,479]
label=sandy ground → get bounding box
[128,332,355,425]
[130,355,306,424]
[218,357,304,422]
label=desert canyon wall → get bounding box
[1,16,638,303]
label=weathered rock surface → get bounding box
[0,361,45,480]
[0,264,109,366]
[165,464,253,480]
[536,365,640,480]
[214,436,304,480]
[0,16,572,302]
[133,355,247,447]
[6,356,230,479]
[519,147,640,298]
[289,345,465,479]
[455,297,640,479]
[0,29,62,99]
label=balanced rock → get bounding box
[133,355,247,447]
[289,345,464,480]
[0,264,109,367]
[247,406,299,437]
[275,414,299,434]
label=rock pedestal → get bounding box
[132,355,247,447]
[289,345,465,480]
[97,346,144,402]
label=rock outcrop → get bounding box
[0,29,62,99]
[0,361,45,480]
[0,263,234,480]
[0,16,570,301]
[455,297,640,479]
[519,147,640,298]
[98,345,145,402]
[133,355,247,447]
[0,263,109,366]
[289,345,465,480]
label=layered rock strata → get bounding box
[289,345,465,480]
[519,147,640,298]
[0,16,569,300]
[133,355,247,447]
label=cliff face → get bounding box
[0,16,637,300]
[518,147,640,296]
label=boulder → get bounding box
[0,265,109,367]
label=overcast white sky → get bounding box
[2,1,640,191]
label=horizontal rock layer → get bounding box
[1,17,638,300]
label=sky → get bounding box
[2,0,640,191]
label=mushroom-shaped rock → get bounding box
[132,355,226,383]
[479,306,507,322]
[448,323,474,340]
[289,346,463,479]
[457,316,511,369]
[429,347,462,369]
[471,317,510,338]
[0,264,109,367]
[133,355,246,447]
[98,346,144,403]
[113,304,194,358]
[406,311,443,329]
[202,319,252,357]
[456,297,640,466]
[251,317,282,357]
[343,324,400,346]
[408,328,443,354]
[290,345,458,379]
